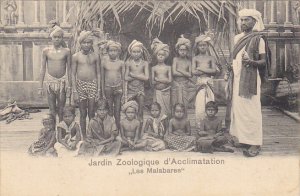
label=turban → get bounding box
[238,9,265,31]
[128,40,143,54]
[195,34,211,44]
[151,38,169,56]
[122,100,139,113]
[106,40,122,50]
[78,31,93,43]
[175,35,191,49]
[49,25,64,37]
[49,19,60,28]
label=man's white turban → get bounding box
[238,9,265,32]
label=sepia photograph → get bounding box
[0,0,299,195]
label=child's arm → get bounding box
[133,121,141,145]
[185,120,192,136]
[71,54,79,102]
[167,119,174,136]
[173,58,190,77]
[198,120,208,137]
[57,127,72,150]
[130,62,150,81]
[66,49,72,98]
[191,57,198,75]
[196,58,217,74]
[121,61,126,95]
[124,62,132,81]
[154,68,172,84]
[43,131,56,152]
[151,67,156,85]
[96,55,101,98]
[38,49,47,97]
[101,59,106,99]
[120,121,129,144]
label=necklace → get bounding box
[133,59,142,67]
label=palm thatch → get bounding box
[67,1,238,53]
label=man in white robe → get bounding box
[228,9,270,157]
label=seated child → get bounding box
[78,99,121,156]
[141,102,167,151]
[119,100,145,151]
[54,106,83,157]
[28,114,57,156]
[196,101,234,153]
[164,103,196,151]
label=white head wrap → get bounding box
[78,31,93,43]
[128,40,143,54]
[50,25,64,37]
[175,35,191,49]
[106,40,122,50]
[238,9,265,32]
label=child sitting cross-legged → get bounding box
[164,103,196,151]
[196,101,234,153]
[54,106,83,157]
[28,114,57,157]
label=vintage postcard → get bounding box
[0,0,299,195]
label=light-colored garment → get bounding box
[154,86,171,116]
[54,121,82,157]
[195,77,214,124]
[229,33,265,146]
[140,134,166,151]
[45,72,67,95]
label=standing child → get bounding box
[124,40,150,121]
[38,26,71,124]
[172,35,192,110]
[164,103,196,151]
[141,102,167,151]
[196,101,234,153]
[192,34,218,125]
[78,99,122,156]
[54,106,82,157]
[72,31,101,138]
[119,101,145,150]
[151,38,172,117]
[101,40,124,130]
[28,114,57,156]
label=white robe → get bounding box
[230,33,265,145]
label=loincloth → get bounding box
[45,73,67,95]
[76,79,97,101]
[126,80,145,101]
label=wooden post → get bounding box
[263,1,268,24]
[61,1,68,26]
[40,1,47,25]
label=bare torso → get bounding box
[170,118,189,134]
[121,119,140,139]
[74,51,98,81]
[193,55,216,77]
[45,47,70,78]
[103,59,124,86]
[152,64,171,90]
[173,57,191,82]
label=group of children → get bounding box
[28,24,234,157]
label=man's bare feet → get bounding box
[243,145,261,157]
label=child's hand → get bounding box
[66,87,72,98]
[38,88,44,98]
[73,91,79,103]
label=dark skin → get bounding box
[72,38,101,138]
[142,105,166,139]
[239,16,267,155]
[57,112,81,150]
[39,32,71,123]
[167,106,191,136]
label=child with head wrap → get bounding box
[38,25,71,125]
[118,100,147,151]
[72,30,101,138]
[28,114,57,156]
[101,40,125,131]
[151,38,172,117]
[172,35,192,110]
[192,34,218,126]
[124,40,150,121]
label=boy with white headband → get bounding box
[72,30,101,138]
[226,9,270,157]
[38,26,71,124]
